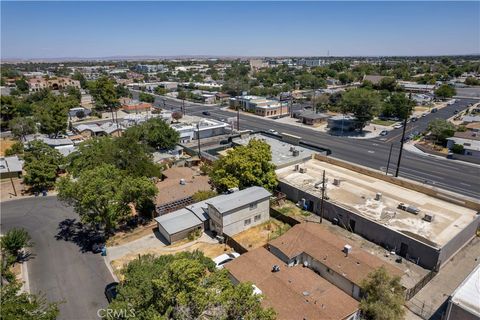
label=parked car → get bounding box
[379,130,389,136]
[213,252,240,269]
[453,109,459,114]
[89,234,105,253]
[411,117,418,122]
[431,108,438,113]
[202,111,211,116]
[104,282,119,303]
[421,113,428,117]
[268,129,279,135]
[393,124,403,129]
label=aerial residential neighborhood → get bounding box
[1,1,479,320]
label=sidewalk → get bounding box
[406,237,480,319]
[404,142,480,168]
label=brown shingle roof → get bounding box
[269,223,403,286]
[226,247,359,320]
[453,131,480,141]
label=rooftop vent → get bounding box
[299,167,307,174]
[272,265,280,273]
[375,193,382,201]
[333,178,341,186]
[294,164,300,171]
[292,149,300,157]
[179,178,186,185]
[423,214,435,222]
[343,244,352,256]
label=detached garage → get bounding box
[155,208,203,244]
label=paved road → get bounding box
[1,197,114,320]
[130,90,480,198]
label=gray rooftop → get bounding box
[186,200,210,222]
[154,208,203,235]
[207,186,271,214]
[0,156,23,174]
[231,134,315,166]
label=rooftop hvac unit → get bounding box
[272,265,280,272]
[227,187,239,194]
[314,181,322,189]
[343,244,352,256]
[290,146,295,152]
[299,167,307,173]
[333,178,341,186]
[292,149,300,157]
[423,214,435,222]
[375,193,382,201]
[179,179,186,185]
[294,164,300,171]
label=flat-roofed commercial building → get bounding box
[446,263,480,320]
[276,156,480,270]
[226,246,360,320]
[229,96,289,118]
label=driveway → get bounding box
[1,196,114,320]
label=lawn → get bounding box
[371,119,397,126]
[273,200,311,218]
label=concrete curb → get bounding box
[20,260,30,293]
[103,256,119,283]
[404,142,480,168]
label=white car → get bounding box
[268,129,279,135]
[213,252,240,269]
[393,124,403,129]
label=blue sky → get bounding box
[1,1,479,59]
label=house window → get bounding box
[249,202,257,210]
[254,214,262,222]
[244,218,251,226]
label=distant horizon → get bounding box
[3,53,480,64]
[2,1,479,59]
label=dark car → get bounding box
[202,111,211,116]
[453,109,459,114]
[105,282,119,303]
[89,234,105,253]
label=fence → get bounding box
[156,196,194,216]
[269,208,301,227]
[405,269,437,301]
[223,233,248,254]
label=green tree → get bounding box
[377,77,397,91]
[139,92,155,103]
[1,280,59,320]
[107,252,275,320]
[360,266,405,320]
[451,144,464,154]
[67,136,162,178]
[428,119,456,145]
[15,78,29,93]
[434,84,456,99]
[23,141,64,191]
[88,76,119,111]
[381,93,414,119]
[124,118,179,150]
[192,190,217,202]
[33,95,72,137]
[72,71,87,88]
[0,228,32,259]
[464,77,480,86]
[4,141,24,156]
[210,139,277,193]
[9,116,37,141]
[57,164,158,230]
[341,88,381,131]
[115,84,131,98]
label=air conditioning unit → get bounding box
[299,167,307,173]
[343,244,352,256]
[294,164,300,171]
[375,193,382,201]
[292,149,300,157]
[423,214,435,222]
[314,182,322,189]
[333,179,341,186]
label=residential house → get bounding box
[155,186,271,243]
[226,247,360,320]
[73,122,125,138]
[298,111,330,126]
[28,77,80,92]
[268,223,404,300]
[0,156,23,179]
[445,263,480,320]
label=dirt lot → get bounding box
[106,221,158,246]
[0,138,16,156]
[110,241,232,280]
[0,179,29,202]
[233,218,291,250]
[273,200,312,220]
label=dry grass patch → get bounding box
[0,139,16,156]
[233,218,290,250]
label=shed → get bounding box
[154,208,203,244]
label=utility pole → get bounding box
[385,143,394,175]
[320,170,326,223]
[237,89,240,131]
[6,163,17,197]
[196,123,201,157]
[395,94,412,177]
